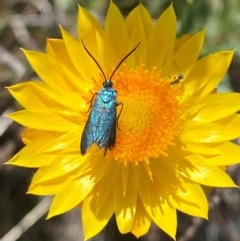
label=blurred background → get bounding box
[1,0,240,240]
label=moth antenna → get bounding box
[109,42,141,80]
[81,39,107,81]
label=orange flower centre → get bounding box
[108,64,183,165]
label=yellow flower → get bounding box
[6,2,240,240]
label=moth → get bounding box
[80,41,140,156]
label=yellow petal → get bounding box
[182,140,240,156]
[138,164,151,203]
[60,26,99,88]
[137,164,176,239]
[7,135,57,167]
[105,1,129,59]
[151,158,180,193]
[181,120,240,142]
[47,37,96,93]
[172,182,208,218]
[22,49,71,90]
[126,4,152,39]
[29,183,60,195]
[46,38,78,76]
[195,51,234,97]
[8,82,50,109]
[120,164,129,195]
[82,189,114,240]
[95,30,118,71]
[174,33,196,52]
[38,128,80,153]
[28,167,66,195]
[147,4,176,69]
[146,193,176,239]
[22,128,57,144]
[26,82,85,112]
[137,3,153,37]
[207,155,240,166]
[183,51,234,100]
[218,113,240,129]
[8,82,84,113]
[131,198,151,238]
[33,154,83,183]
[114,166,137,233]
[96,162,120,214]
[185,93,240,122]
[164,30,205,77]
[126,4,153,68]
[28,172,63,195]
[48,176,98,218]
[185,155,236,187]
[170,150,237,187]
[29,166,71,194]
[126,8,147,64]
[77,6,104,60]
[33,152,107,186]
[8,110,78,132]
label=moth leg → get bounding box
[116,102,123,130]
[85,93,97,113]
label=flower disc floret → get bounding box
[110,64,183,164]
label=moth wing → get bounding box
[80,117,94,155]
[108,115,116,148]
